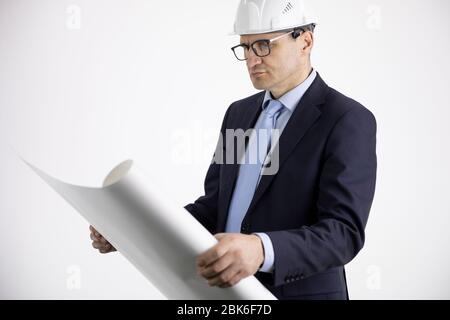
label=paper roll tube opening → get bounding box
[103,159,133,187]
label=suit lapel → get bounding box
[244,74,329,218]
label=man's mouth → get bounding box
[251,71,267,77]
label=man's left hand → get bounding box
[196,233,264,288]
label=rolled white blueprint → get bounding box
[26,159,276,300]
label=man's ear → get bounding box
[302,31,314,51]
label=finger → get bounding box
[91,241,101,249]
[90,226,101,237]
[90,226,99,236]
[92,241,106,250]
[104,243,116,252]
[99,236,109,244]
[197,242,228,268]
[107,244,117,252]
[208,264,240,287]
[200,252,234,279]
[219,271,243,288]
[90,233,99,241]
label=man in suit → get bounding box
[90,0,377,300]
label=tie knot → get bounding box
[264,100,284,118]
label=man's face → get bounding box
[240,31,311,93]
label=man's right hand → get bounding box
[89,225,117,254]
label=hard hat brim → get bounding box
[229,22,317,36]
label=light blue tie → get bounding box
[225,99,285,233]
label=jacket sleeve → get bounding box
[266,106,377,287]
[184,106,232,234]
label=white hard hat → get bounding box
[232,0,317,35]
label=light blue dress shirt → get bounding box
[225,69,317,273]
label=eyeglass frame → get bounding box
[231,29,303,61]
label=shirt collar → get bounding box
[262,69,317,113]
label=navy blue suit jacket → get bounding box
[185,73,377,300]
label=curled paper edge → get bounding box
[21,157,276,300]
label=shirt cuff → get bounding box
[254,232,275,273]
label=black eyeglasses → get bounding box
[231,30,296,61]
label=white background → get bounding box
[0,0,449,299]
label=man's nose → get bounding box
[246,49,262,69]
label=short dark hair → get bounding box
[292,24,315,39]
[298,23,316,33]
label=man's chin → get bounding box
[250,79,270,91]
